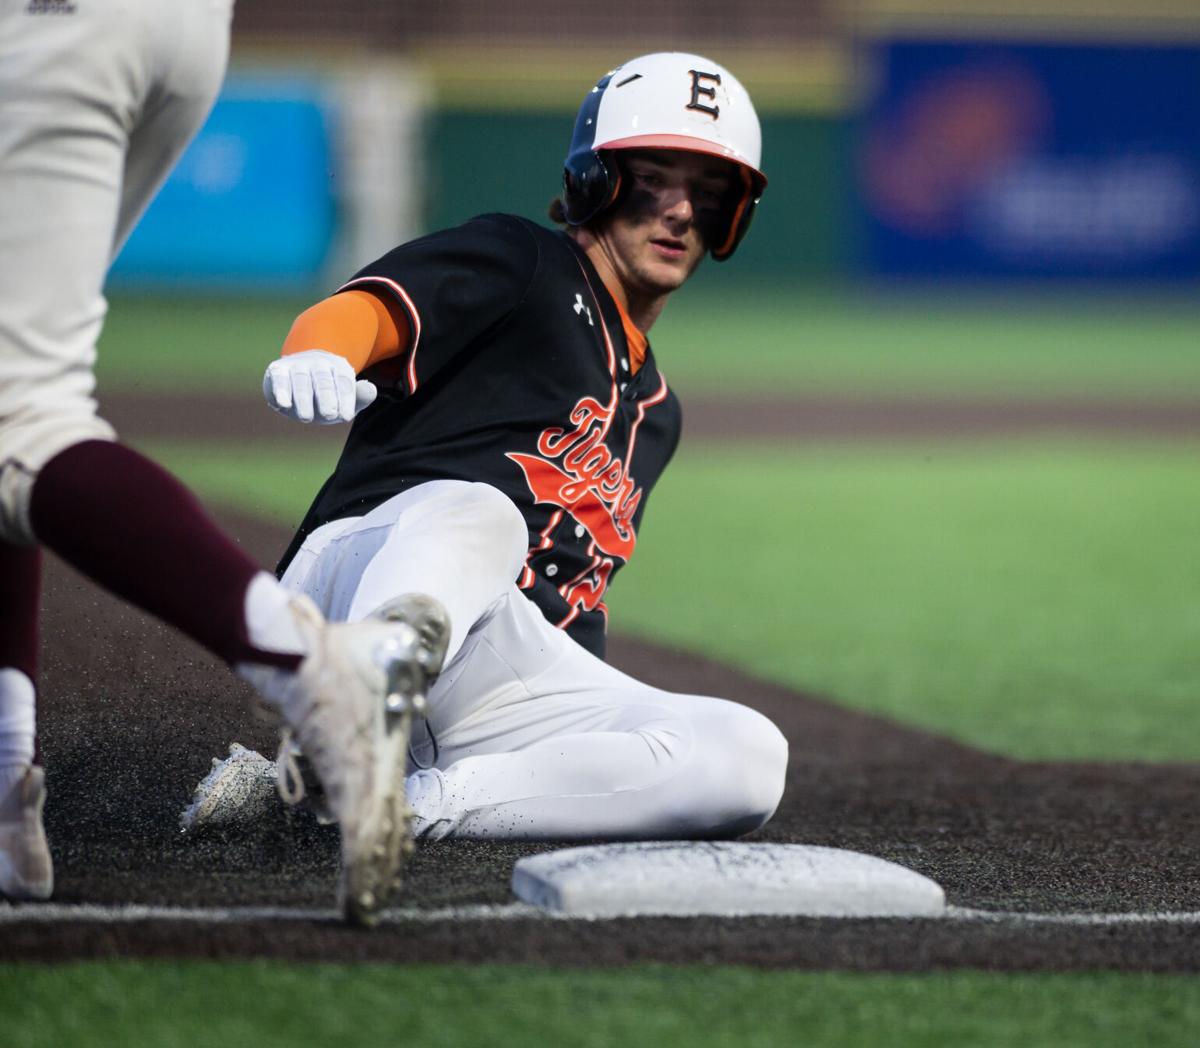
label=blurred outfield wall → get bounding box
[424,109,849,281]
[109,49,850,290]
[859,39,1200,279]
[109,8,1200,290]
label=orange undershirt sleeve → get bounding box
[280,289,411,372]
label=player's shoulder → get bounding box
[462,212,567,252]
[356,214,570,291]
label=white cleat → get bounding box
[370,592,452,720]
[259,594,450,926]
[0,765,54,902]
[179,743,279,835]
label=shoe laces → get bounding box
[275,728,306,806]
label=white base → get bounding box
[511,842,946,918]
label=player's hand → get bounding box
[262,350,378,424]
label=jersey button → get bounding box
[545,563,559,577]
[574,524,585,538]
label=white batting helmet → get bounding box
[562,52,767,260]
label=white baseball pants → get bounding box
[0,0,233,542]
[280,480,789,841]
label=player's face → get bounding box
[595,149,735,298]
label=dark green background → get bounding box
[425,110,851,281]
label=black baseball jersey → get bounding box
[277,213,683,659]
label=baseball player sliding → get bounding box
[190,53,788,845]
[0,0,448,925]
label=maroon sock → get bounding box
[0,540,39,683]
[29,440,299,669]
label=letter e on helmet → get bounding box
[562,52,767,260]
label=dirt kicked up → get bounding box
[3,503,1200,971]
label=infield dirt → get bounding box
[3,393,1200,970]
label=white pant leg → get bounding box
[281,479,788,840]
[0,0,232,542]
[280,480,530,664]
[408,588,789,841]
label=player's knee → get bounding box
[0,419,115,544]
[462,482,528,576]
[705,705,788,836]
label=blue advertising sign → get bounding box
[858,40,1200,278]
[110,75,336,288]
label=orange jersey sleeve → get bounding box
[280,289,411,372]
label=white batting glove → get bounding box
[262,350,378,424]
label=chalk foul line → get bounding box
[944,905,1200,926]
[0,901,543,924]
[4,901,1200,926]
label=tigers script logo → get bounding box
[507,396,643,609]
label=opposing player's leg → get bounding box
[112,0,233,255]
[406,587,789,841]
[0,0,222,902]
[0,12,161,826]
[7,442,444,919]
[0,0,426,921]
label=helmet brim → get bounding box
[596,133,767,195]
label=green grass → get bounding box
[5,963,1200,1048]
[98,288,1200,398]
[611,439,1200,762]
[139,440,341,524]
[143,436,1200,763]
[96,294,309,393]
[656,284,1200,398]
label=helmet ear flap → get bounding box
[606,154,626,214]
[563,149,622,226]
[711,164,763,261]
[711,201,758,261]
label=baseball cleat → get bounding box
[370,592,452,719]
[0,765,54,901]
[344,593,450,925]
[265,594,449,926]
[178,743,279,835]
